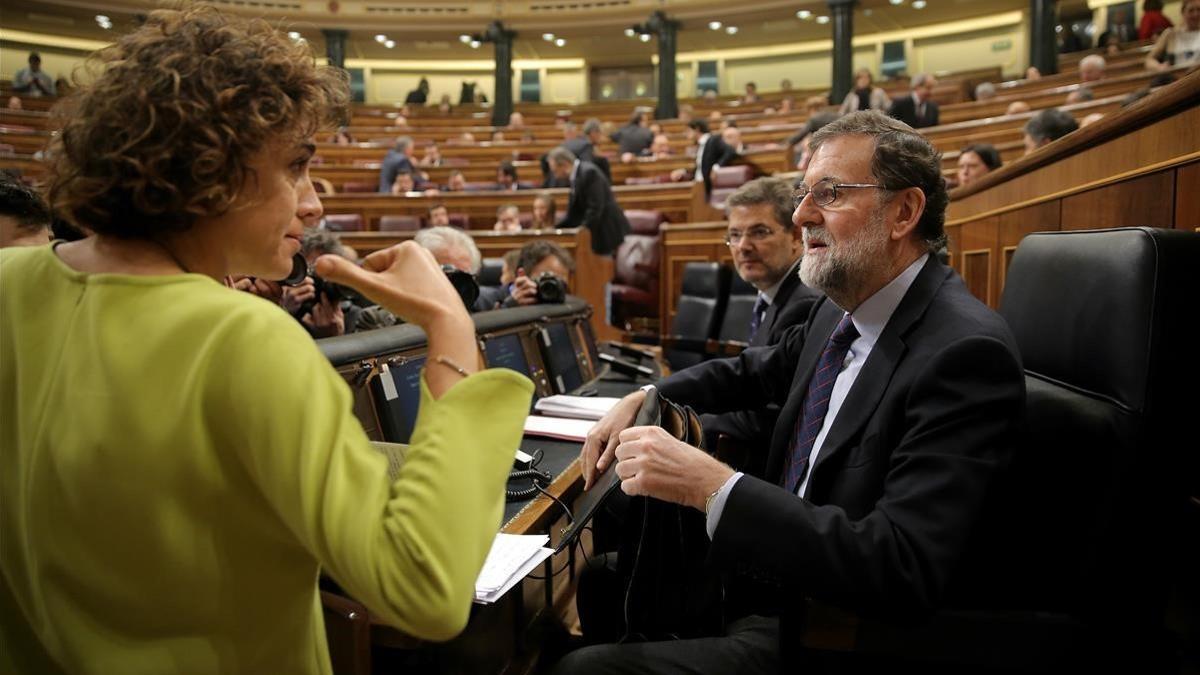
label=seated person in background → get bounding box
[974,81,996,102]
[0,8,534,673]
[780,78,793,91]
[702,89,718,103]
[379,135,416,192]
[955,143,1002,188]
[701,176,821,450]
[1023,108,1080,154]
[839,68,890,114]
[427,203,452,228]
[1078,54,1107,83]
[437,94,453,115]
[418,143,443,167]
[332,127,354,145]
[741,81,760,105]
[493,239,575,309]
[1140,0,1174,40]
[1006,100,1031,115]
[456,131,477,144]
[390,170,416,195]
[493,204,522,232]
[390,114,409,128]
[6,96,21,110]
[508,111,526,131]
[405,77,429,104]
[1065,86,1094,104]
[640,133,672,160]
[499,248,521,287]
[445,170,467,192]
[555,111,1024,675]
[777,96,794,114]
[1145,0,1200,70]
[12,52,55,97]
[531,192,557,229]
[491,130,506,143]
[721,125,746,154]
[804,95,828,115]
[1025,66,1042,80]
[497,161,519,191]
[0,175,52,248]
[678,103,695,124]
[707,110,724,127]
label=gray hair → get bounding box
[725,177,795,231]
[1079,54,1107,73]
[911,73,934,89]
[301,228,344,258]
[583,118,602,135]
[809,111,948,253]
[974,82,996,100]
[414,226,482,274]
[1024,108,1079,144]
[548,147,577,167]
[393,136,413,153]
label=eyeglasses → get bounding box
[792,179,885,208]
[725,226,782,246]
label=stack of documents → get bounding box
[474,533,555,604]
[534,395,621,420]
[522,415,596,442]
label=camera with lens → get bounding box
[441,264,480,310]
[280,253,366,317]
[534,272,567,304]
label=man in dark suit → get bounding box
[701,176,820,452]
[543,118,609,187]
[671,119,738,197]
[556,111,1025,674]
[377,136,416,192]
[548,147,630,256]
[888,73,941,128]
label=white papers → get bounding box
[474,533,555,604]
[523,415,596,442]
[534,395,621,420]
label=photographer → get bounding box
[507,240,574,306]
[281,229,359,338]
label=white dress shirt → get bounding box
[693,133,711,182]
[706,254,930,537]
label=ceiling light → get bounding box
[796,10,812,19]
[376,34,387,43]
[725,26,738,34]
[708,21,722,30]
[625,28,636,37]
[543,33,555,41]
[288,31,301,40]
[470,40,482,48]
[912,0,926,7]
[889,0,904,5]
[385,39,395,48]
[96,14,109,21]
[459,34,471,43]
[816,15,831,24]
[555,38,566,46]
[639,33,651,42]
[863,8,873,16]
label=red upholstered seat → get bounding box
[609,208,667,328]
[342,182,377,193]
[623,209,665,235]
[324,214,364,232]
[378,215,421,232]
[709,165,756,209]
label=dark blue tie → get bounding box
[747,294,768,343]
[782,314,860,493]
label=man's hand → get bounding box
[580,389,647,489]
[613,426,735,511]
[229,276,284,305]
[669,168,688,182]
[302,294,345,338]
[281,277,316,314]
[509,269,538,306]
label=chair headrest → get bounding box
[680,262,725,298]
[477,258,504,287]
[998,227,1199,414]
[624,209,665,235]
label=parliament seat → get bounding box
[378,214,421,232]
[608,210,666,330]
[324,214,365,232]
[342,181,377,194]
[477,257,504,287]
[708,165,755,209]
[716,272,757,344]
[663,262,729,372]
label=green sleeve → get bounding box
[212,313,534,640]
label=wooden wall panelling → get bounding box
[959,217,1000,307]
[996,201,1061,302]
[659,222,729,329]
[945,225,964,273]
[1059,170,1176,231]
[1174,162,1200,231]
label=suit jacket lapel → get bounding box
[764,302,841,483]
[753,272,797,348]
[807,257,950,492]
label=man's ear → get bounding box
[890,187,926,242]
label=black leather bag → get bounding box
[615,389,725,642]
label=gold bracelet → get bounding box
[434,355,472,379]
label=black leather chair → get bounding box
[717,271,757,344]
[477,257,504,287]
[793,227,1199,673]
[664,262,729,372]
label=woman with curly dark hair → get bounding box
[0,7,532,673]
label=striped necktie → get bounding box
[782,314,860,493]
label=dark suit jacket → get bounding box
[558,161,630,256]
[611,124,654,155]
[541,138,611,187]
[888,95,940,129]
[695,134,739,196]
[701,268,821,451]
[658,257,1024,625]
[378,150,415,192]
